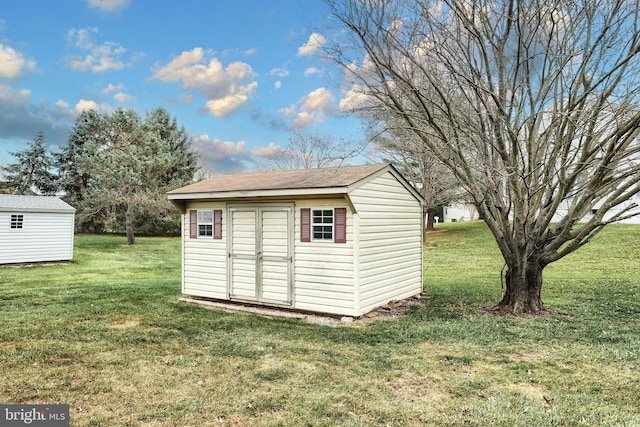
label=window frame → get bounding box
[10,214,24,230]
[189,209,222,240]
[197,210,213,238]
[311,208,335,242]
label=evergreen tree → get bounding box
[58,107,200,241]
[1,132,58,195]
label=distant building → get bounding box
[0,195,75,264]
[441,202,478,223]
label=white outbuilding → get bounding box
[168,163,424,317]
[0,195,76,265]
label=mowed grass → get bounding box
[0,224,638,426]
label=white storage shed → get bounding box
[168,163,424,317]
[0,195,76,265]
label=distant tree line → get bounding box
[0,107,199,244]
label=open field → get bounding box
[1,223,639,426]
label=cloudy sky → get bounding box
[0,0,370,172]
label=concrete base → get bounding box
[178,297,346,326]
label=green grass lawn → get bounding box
[1,224,639,426]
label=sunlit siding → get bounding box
[181,201,227,299]
[0,211,75,264]
[293,199,356,316]
[350,172,423,314]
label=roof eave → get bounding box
[168,186,350,213]
[0,208,76,213]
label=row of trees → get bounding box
[1,107,199,244]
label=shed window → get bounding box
[198,210,213,237]
[10,214,24,229]
[189,209,222,239]
[312,209,334,241]
[301,208,346,243]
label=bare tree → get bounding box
[266,130,360,170]
[328,0,640,314]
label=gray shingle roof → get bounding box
[168,164,390,195]
[0,195,76,213]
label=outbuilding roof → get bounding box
[167,163,423,212]
[0,194,76,213]
[169,163,389,194]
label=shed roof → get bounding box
[167,163,423,212]
[169,163,390,194]
[0,195,76,213]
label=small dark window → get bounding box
[10,214,24,229]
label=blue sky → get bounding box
[0,0,371,173]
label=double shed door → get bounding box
[228,203,294,306]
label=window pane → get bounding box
[198,210,212,223]
[199,224,213,236]
[10,214,23,229]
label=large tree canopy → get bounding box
[329,0,640,314]
[2,108,198,242]
[73,107,198,244]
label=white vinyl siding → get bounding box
[294,199,356,315]
[0,211,74,264]
[350,172,423,314]
[182,201,227,299]
[261,209,291,303]
[175,166,423,317]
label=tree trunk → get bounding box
[493,260,546,315]
[126,201,135,245]
[425,206,435,230]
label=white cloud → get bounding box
[339,86,370,112]
[0,44,37,79]
[244,47,259,55]
[297,33,326,57]
[151,47,258,118]
[251,142,280,157]
[0,84,30,107]
[113,92,135,103]
[55,100,69,109]
[302,87,333,112]
[64,27,138,73]
[87,0,130,12]
[268,67,289,77]
[292,111,314,128]
[74,99,111,114]
[278,87,334,128]
[204,90,255,117]
[274,81,282,89]
[304,67,324,77]
[101,82,124,94]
